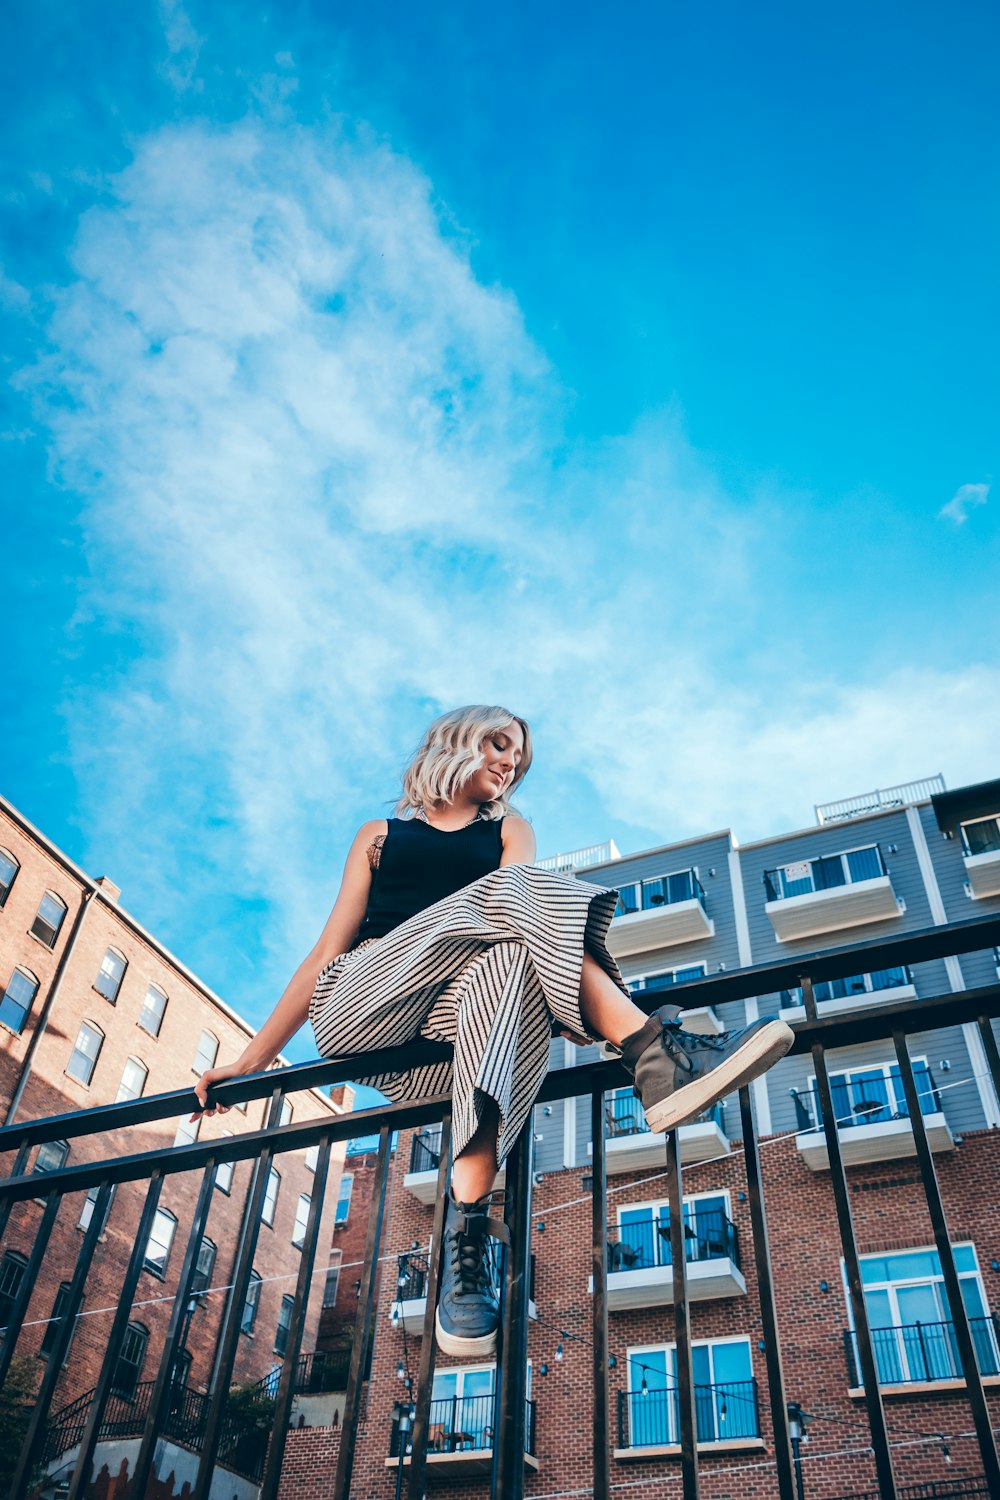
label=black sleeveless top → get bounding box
[351,815,504,947]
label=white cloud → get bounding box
[939,481,989,524]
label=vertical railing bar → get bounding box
[66,1170,165,1500]
[407,1110,453,1500]
[892,1030,1000,1488]
[737,1083,796,1500]
[0,1186,61,1387]
[8,1180,113,1500]
[0,1141,31,1240]
[494,1124,533,1500]
[591,1086,611,1500]
[666,1127,699,1500]
[976,1015,1000,1103]
[259,1130,334,1500]
[192,1085,285,1500]
[807,976,897,1499]
[130,1156,218,1500]
[332,1122,393,1500]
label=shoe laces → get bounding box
[450,1219,496,1296]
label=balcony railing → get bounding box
[409,1129,444,1174]
[617,1378,760,1448]
[606,1209,739,1274]
[615,868,707,917]
[791,1061,941,1133]
[831,1481,990,1500]
[781,965,911,1009]
[2,909,999,1500]
[605,1090,725,1138]
[844,1315,1000,1388]
[293,1347,352,1394]
[765,844,888,902]
[389,1392,537,1457]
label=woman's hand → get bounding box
[191,1062,244,1120]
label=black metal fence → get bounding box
[844,1315,1000,1387]
[605,1090,725,1136]
[606,1207,739,1272]
[617,1377,760,1448]
[2,910,1000,1500]
[388,1391,537,1457]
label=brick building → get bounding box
[0,792,347,1444]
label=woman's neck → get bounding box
[421,796,483,831]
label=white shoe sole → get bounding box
[642,1019,795,1134]
[434,1307,498,1359]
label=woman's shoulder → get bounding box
[500,811,536,859]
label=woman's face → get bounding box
[468,721,525,803]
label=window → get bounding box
[615,1193,732,1271]
[275,1294,295,1356]
[766,844,885,901]
[305,1143,319,1172]
[174,1114,200,1149]
[192,1236,216,1295]
[214,1133,235,1193]
[262,1167,281,1226]
[139,984,167,1037]
[67,1021,104,1086]
[335,1173,353,1225]
[962,816,1000,857]
[427,1365,507,1450]
[782,967,910,1010]
[0,1251,27,1334]
[34,1139,69,1175]
[194,1030,219,1074]
[79,1183,115,1232]
[628,965,706,998]
[0,967,39,1033]
[31,891,68,949]
[615,869,704,917]
[116,1056,148,1103]
[293,1194,311,1248]
[241,1270,262,1334]
[0,849,19,908]
[279,1097,294,1127]
[803,1057,939,1130]
[323,1256,342,1308]
[112,1322,148,1399]
[40,1282,74,1360]
[94,948,127,1003]
[626,1338,755,1447]
[847,1245,999,1385]
[144,1208,177,1277]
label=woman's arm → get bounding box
[500,814,536,866]
[192,820,387,1116]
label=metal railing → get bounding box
[537,840,621,872]
[605,1090,726,1137]
[606,1208,739,1273]
[781,965,911,1009]
[1,910,999,1500]
[389,1391,537,1457]
[790,1060,942,1132]
[844,1315,1000,1387]
[614,868,707,918]
[617,1378,760,1447]
[816,777,947,824]
[832,1480,990,1500]
[409,1128,444,1173]
[293,1347,352,1394]
[764,843,888,902]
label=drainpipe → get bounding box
[4,882,98,1127]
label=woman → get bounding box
[193,705,793,1357]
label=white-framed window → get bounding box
[0,848,20,908]
[292,1193,310,1248]
[241,1269,262,1334]
[766,843,885,901]
[335,1172,353,1224]
[279,1097,293,1127]
[94,948,128,1003]
[613,1192,733,1272]
[961,815,1000,857]
[628,964,706,998]
[804,1057,939,1130]
[138,984,167,1037]
[846,1245,998,1385]
[275,1293,295,1356]
[31,891,67,949]
[192,1236,217,1295]
[194,1030,219,1075]
[174,1114,200,1149]
[144,1208,177,1277]
[116,1055,148,1103]
[615,868,704,917]
[782,966,911,1011]
[305,1143,319,1172]
[0,967,39,1034]
[214,1133,235,1193]
[79,1182,115,1232]
[262,1167,281,1226]
[426,1364,530,1449]
[626,1338,755,1447]
[67,1021,104,1086]
[323,1253,342,1308]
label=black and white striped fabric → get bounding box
[308,863,626,1166]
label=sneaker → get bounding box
[434,1189,509,1358]
[620,1004,794,1134]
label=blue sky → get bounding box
[2,1,998,1073]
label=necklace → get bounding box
[417,807,484,831]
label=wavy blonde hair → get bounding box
[396,705,533,821]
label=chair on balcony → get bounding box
[609,1240,642,1272]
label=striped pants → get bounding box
[308,863,625,1166]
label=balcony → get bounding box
[589,1209,745,1309]
[764,845,904,942]
[962,816,1000,899]
[405,1126,505,1203]
[393,1252,537,1332]
[844,1315,1000,1392]
[792,1062,954,1170]
[388,1393,538,1477]
[831,1481,990,1500]
[588,1092,731,1176]
[780,966,914,1018]
[607,870,714,958]
[615,1380,762,1458]
[629,970,722,1035]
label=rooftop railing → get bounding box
[1,910,1000,1500]
[815,776,947,824]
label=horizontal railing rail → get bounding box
[844,1315,1000,1387]
[606,1208,739,1272]
[617,1377,760,1447]
[2,911,999,1500]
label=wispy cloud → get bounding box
[939,481,989,524]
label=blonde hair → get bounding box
[396,706,533,821]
